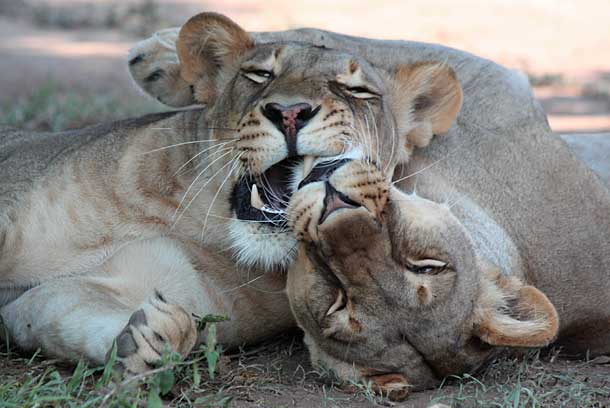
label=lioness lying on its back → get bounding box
[284,152,610,399]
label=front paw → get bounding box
[109,292,197,375]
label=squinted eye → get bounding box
[243,70,274,84]
[347,86,379,100]
[406,258,448,275]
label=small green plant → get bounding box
[194,314,229,381]
[0,314,234,407]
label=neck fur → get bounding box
[448,193,524,279]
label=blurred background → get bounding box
[0,0,609,134]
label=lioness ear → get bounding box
[391,62,462,150]
[473,264,559,348]
[177,12,253,103]
[128,28,196,107]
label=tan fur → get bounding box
[392,62,463,148]
[177,13,254,86]
[4,12,609,394]
[1,13,458,374]
[285,149,610,399]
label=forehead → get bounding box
[391,193,465,258]
[397,194,453,230]
[244,42,381,81]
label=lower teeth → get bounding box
[260,205,285,215]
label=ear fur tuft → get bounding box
[391,62,463,149]
[177,12,253,90]
[474,265,559,348]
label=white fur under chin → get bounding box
[228,147,365,271]
[228,219,298,270]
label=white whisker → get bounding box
[172,150,235,227]
[200,153,244,241]
[138,139,237,155]
[365,102,381,167]
[173,142,236,176]
[391,155,449,186]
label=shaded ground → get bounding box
[2,332,610,407]
[1,1,610,407]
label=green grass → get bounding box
[430,350,610,407]
[0,319,233,408]
[5,345,607,407]
[0,79,162,132]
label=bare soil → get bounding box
[2,332,610,407]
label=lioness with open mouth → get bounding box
[0,12,462,374]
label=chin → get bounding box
[228,219,298,271]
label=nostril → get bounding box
[297,104,321,124]
[262,103,320,125]
[319,181,361,225]
[262,103,284,124]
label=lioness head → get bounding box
[286,159,559,399]
[128,13,462,269]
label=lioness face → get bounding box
[163,13,462,269]
[215,43,395,270]
[286,159,558,399]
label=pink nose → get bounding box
[262,102,320,156]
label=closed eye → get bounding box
[243,69,274,84]
[346,86,379,100]
[406,258,448,274]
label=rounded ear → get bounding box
[473,266,559,348]
[127,28,196,107]
[390,62,462,148]
[177,12,253,102]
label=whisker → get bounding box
[384,114,398,174]
[204,214,288,224]
[366,102,381,167]
[220,274,264,293]
[447,193,465,210]
[150,126,239,132]
[200,153,244,241]
[173,142,236,176]
[391,155,449,185]
[172,150,235,226]
[139,139,238,155]
[258,174,291,208]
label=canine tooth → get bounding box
[251,184,264,210]
[302,155,316,180]
[326,290,345,316]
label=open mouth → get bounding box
[231,156,353,227]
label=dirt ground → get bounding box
[1,1,610,407]
[2,331,610,407]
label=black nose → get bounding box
[261,102,320,155]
